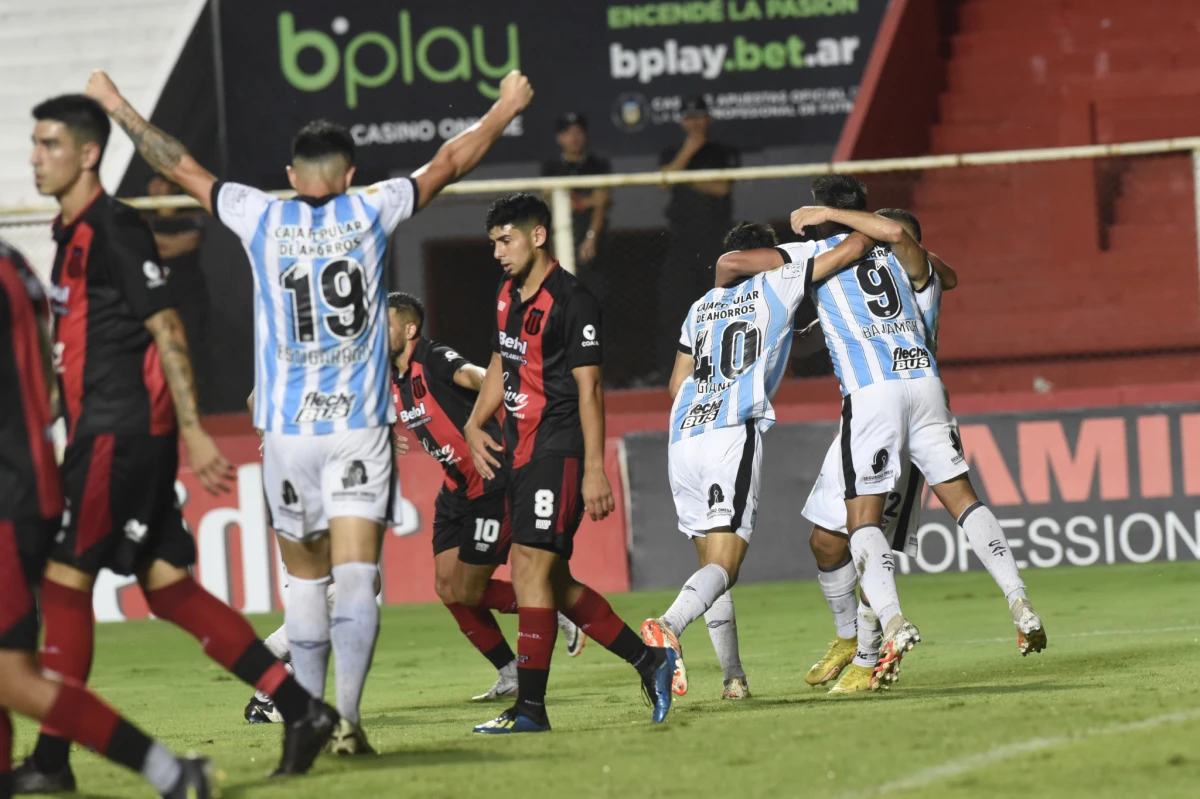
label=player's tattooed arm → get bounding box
[928,252,958,290]
[145,308,234,494]
[86,71,218,214]
[464,353,506,480]
[573,365,615,522]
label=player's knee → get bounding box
[434,575,458,605]
[457,580,486,607]
[810,526,849,567]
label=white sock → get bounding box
[330,562,381,726]
[849,525,902,630]
[817,555,858,639]
[662,563,729,637]
[959,502,1027,605]
[264,623,289,661]
[326,581,338,614]
[703,591,745,681]
[852,599,882,668]
[285,574,332,700]
[140,742,182,795]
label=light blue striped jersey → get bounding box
[805,235,939,396]
[914,264,943,357]
[214,178,416,434]
[669,246,818,444]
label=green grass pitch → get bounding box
[12,562,1200,798]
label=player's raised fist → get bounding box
[498,70,534,112]
[85,70,123,112]
[791,206,832,236]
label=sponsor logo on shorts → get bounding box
[123,519,148,544]
[294,390,356,423]
[475,542,491,551]
[535,519,552,530]
[872,448,890,475]
[950,428,965,464]
[524,308,545,336]
[681,398,723,429]
[282,480,298,505]
[581,324,600,347]
[342,460,369,489]
[707,484,725,508]
[891,345,931,371]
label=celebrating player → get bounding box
[83,66,535,753]
[0,238,211,798]
[801,209,1045,693]
[16,94,330,794]
[640,221,872,698]
[465,193,676,733]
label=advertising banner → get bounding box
[217,0,886,187]
[626,402,1200,589]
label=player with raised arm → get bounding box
[15,94,331,793]
[0,238,212,798]
[83,67,535,753]
[640,221,872,699]
[465,194,676,734]
[800,209,1045,693]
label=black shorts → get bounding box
[53,433,196,577]
[0,517,58,651]
[432,487,511,566]
[508,455,585,560]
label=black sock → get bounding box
[270,677,313,724]
[607,627,656,677]
[483,641,516,672]
[32,734,70,773]
[515,667,549,721]
[1,772,13,798]
[230,641,309,723]
[104,720,153,773]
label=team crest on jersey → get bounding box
[681,398,723,430]
[891,345,931,371]
[412,375,427,399]
[524,308,545,336]
[342,461,368,488]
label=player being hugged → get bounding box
[83,67,534,754]
[640,221,871,699]
[465,193,676,734]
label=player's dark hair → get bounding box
[812,174,867,211]
[485,193,552,241]
[876,208,922,243]
[388,291,425,335]
[292,119,356,165]
[32,94,110,163]
[722,221,778,252]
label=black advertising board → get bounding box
[216,0,887,187]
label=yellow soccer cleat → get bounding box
[805,636,857,686]
[828,663,874,694]
[721,676,751,700]
[327,718,376,756]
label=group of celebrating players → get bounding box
[0,65,1046,799]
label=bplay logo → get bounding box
[278,12,520,108]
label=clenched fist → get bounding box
[498,70,534,113]
[84,70,123,113]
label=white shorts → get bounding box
[840,376,967,499]
[668,421,762,543]
[262,426,402,542]
[802,435,925,557]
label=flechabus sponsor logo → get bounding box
[891,345,931,371]
[293,390,356,423]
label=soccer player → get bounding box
[0,238,211,798]
[16,94,332,793]
[465,193,676,733]
[786,175,1045,687]
[83,67,535,753]
[640,221,873,698]
[801,209,1045,693]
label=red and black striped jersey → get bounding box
[0,239,65,522]
[493,262,603,469]
[50,191,176,442]
[391,338,505,499]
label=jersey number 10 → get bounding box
[280,257,369,343]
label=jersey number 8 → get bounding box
[280,257,369,343]
[534,489,555,519]
[693,320,762,383]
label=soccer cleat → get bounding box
[871,616,921,691]
[828,664,875,694]
[804,636,857,686]
[721,676,751,700]
[11,758,76,794]
[472,665,518,701]
[473,706,551,734]
[640,647,677,723]
[1012,598,1047,656]
[327,718,376,756]
[245,692,283,724]
[270,698,339,777]
[558,612,587,657]
[640,618,687,696]
[161,755,212,799]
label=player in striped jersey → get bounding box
[790,175,1045,687]
[85,68,535,752]
[640,222,873,698]
[801,209,1045,694]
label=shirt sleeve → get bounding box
[211,181,275,245]
[761,254,814,312]
[563,287,603,370]
[108,216,176,321]
[425,342,473,384]
[359,177,419,235]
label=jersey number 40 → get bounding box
[693,320,762,383]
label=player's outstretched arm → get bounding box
[793,206,929,289]
[573,365,615,522]
[928,252,958,290]
[85,71,218,213]
[464,353,505,480]
[410,71,533,211]
[810,231,873,282]
[144,309,234,494]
